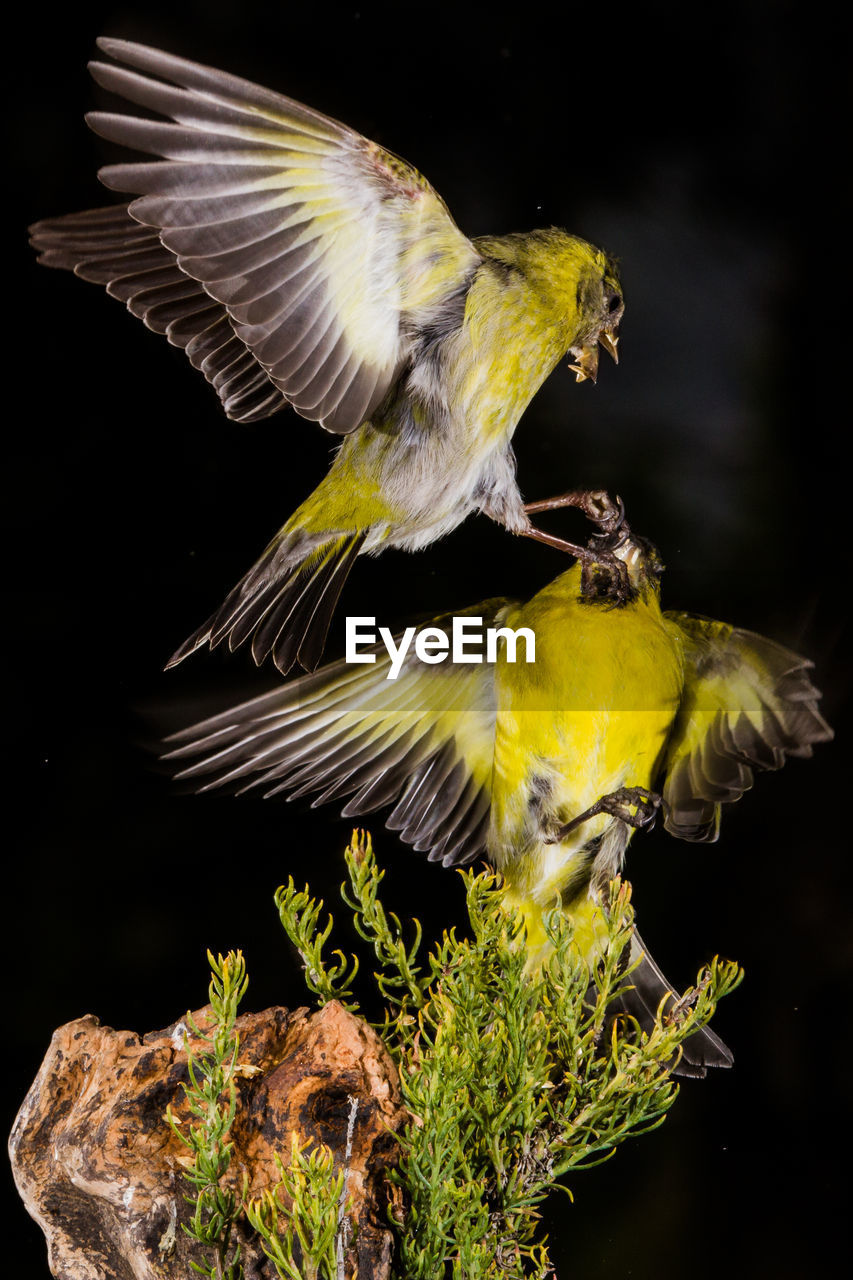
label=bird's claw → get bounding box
[598,786,661,830]
[583,490,625,537]
[521,488,640,606]
[522,488,626,537]
[523,486,619,521]
[549,786,662,844]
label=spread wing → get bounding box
[164,603,512,866]
[32,37,480,433]
[30,205,285,422]
[661,614,833,842]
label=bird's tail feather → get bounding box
[609,928,733,1078]
[167,530,366,676]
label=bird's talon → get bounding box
[549,786,662,844]
[602,787,661,830]
[582,490,624,534]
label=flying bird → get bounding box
[30,38,623,675]
[163,501,832,1075]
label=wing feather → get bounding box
[30,206,288,423]
[164,603,510,865]
[72,38,480,434]
[662,614,833,841]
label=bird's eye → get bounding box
[606,291,622,314]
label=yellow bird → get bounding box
[164,502,832,1075]
[30,38,623,675]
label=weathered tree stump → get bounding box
[9,1001,406,1279]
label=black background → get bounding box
[9,2,850,1276]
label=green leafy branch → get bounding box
[276,830,743,1279]
[173,834,741,1279]
[275,879,361,1011]
[246,1134,348,1280]
[166,950,249,1280]
[168,950,359,1280]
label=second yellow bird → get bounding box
[165,514,831,1075]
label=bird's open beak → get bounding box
[599,329,619,364]
[569,344,600,384]
[569,324,620,384]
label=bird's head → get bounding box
[514,229,624,381]
[472,228,623,381]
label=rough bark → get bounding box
[9,1001,405,1279]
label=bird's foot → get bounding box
[522,489,635,605]
[523,488,626,539]
[546,786,662,844]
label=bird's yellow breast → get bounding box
[454,273,565,441]
[490,567,684,905]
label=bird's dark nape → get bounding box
[167,531,366,676]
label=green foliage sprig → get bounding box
[166,949,249,1280]
[246,1133,349,1280]
[275,879,360,1010]
[174,834,741,1279]
[169,950,358,1280]
[277,831,743,1280]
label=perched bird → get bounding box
[30,38,623,676]
[163,500,832,1075]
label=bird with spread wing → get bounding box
[163,499,832,1076]
[30,38,623,676]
